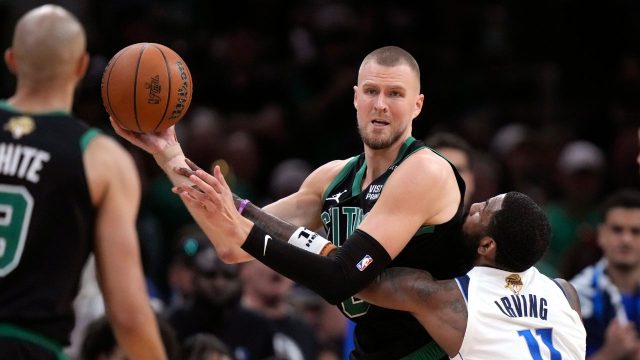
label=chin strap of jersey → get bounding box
[241,225,392,304]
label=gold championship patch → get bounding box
[4,116,35,139]
[505,274,523,294]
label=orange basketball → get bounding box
[101,43,193,133]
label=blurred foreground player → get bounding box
[0,5,166,360]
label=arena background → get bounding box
[1,1,639,357]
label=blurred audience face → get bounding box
[194,247,241,306]
[241,260,293,311]
[598,207,640,271]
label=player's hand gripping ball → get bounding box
[101,43,193,132]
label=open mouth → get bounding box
[371,119,389,126]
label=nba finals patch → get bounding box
[4,116,35,139]
[356,255,373,271]
[505,274,523,294]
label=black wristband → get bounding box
[241,224,272,258]
[241,224,392,304]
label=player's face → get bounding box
[354,62,423,150]
[462,194,505,262]
[598,207,640,270]
[463,193,505,237]
[194,248,241,306]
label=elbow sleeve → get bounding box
[241,226,392,304]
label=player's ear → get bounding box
[477,237,496,257]
[353,86,358,109]
[75,52,89,79]
[4,48,16,74]
[412,93,424,120]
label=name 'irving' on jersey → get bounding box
[495,293,549,321]
[0,142,50,183]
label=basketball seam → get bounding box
[133,43,147,132]
[151,44,172,132]
[104,50,126,126]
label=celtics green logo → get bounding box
[0,185,33,277]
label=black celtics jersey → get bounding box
[320,137,468,360]
[0,101,97,346]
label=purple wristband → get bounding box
[238,199,250,215]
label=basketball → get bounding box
[101,43,193,133]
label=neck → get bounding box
[362,135,409,184]
[8,80,75,114]
[606,263,640,293]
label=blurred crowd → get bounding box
[1,0,639,359]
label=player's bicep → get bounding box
[263,190,322,229]
[358,154,460,258]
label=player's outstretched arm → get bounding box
[109,117,255,262]
[171,149,461,304]
[177,158,339,241]
[85,135,167,360]
[173,166,389,304]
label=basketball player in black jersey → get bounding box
[0,5,167,360]
[112,46,466,359]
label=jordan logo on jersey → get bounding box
[505,274,523,294]
[325,190,347,204]
[4,116,35,139]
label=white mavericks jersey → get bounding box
[452,266,586,360]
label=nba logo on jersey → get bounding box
[356,255,373,271]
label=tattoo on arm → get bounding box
[380,269,467,316]
[183,158,300,242]
[231,193,300,242]
[178,158,298,241]
[438,280,468,315]
[366,268,440,310]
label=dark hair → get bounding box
[600,188,640,222]
[487,192,550,272]
[362,46,420,83]
[425,132,474,163]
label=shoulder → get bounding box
[84,133,138,182]
[554,277,582,317]
[301,158,353,192]
[83,133,140,205]
[84,133,135,164]
[394,148,456,185]
[315,158,354,176]
[381,148,461,224]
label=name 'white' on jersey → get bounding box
[452,266,586,360]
